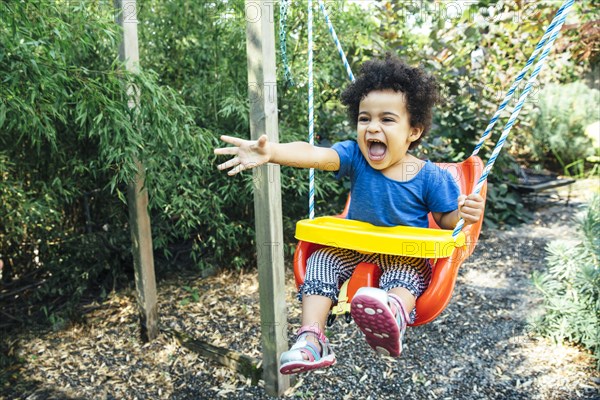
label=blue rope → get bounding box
[308,0,315,219]
[452,0,574,237]
[279,0,295,87]
[308,0,356,219]
[318,0,355,82]
[471,0,572,156]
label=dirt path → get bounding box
[1,181,598,399]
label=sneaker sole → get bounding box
[279,355,336,375]
[351,292,401,357]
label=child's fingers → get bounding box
[467,193,484,203]
[220,135,244,146]
[466,196,485,211]
[461,199,479,209]
[459,194,484,211]
[217,157,240,171]
[214,147,238,156]
[461,201,480,213]
[461,205,478,216]
[460,211,478,223]
[257,134,268,148]
[460,202,483,222]
[457,194,484,225]
[228,164,246,176]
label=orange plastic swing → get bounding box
[293,155,488,326]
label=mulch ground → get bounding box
[1,181,599,399]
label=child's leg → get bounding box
[293,294,333,361]
[301,294,332,339]
[298,246,366,343]
[378,255,431,322]
[387,287,416,316]
[280,247,366,373]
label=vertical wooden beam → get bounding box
[115,0,159,342]
[245,0,290,396]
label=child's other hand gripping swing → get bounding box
[215,55,484,374]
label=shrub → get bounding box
[532,195,600,369]
[2,0,597,328]
[527,82,599,173]
[0,1,218,323]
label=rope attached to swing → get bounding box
[279,0,294,87]
[283,0,574,229]
[279,0,355,218]
[308,0,315,219]
[470,0,574,157]
[308,0,355,219]
[317,0,355,82]
[452,0,574,237]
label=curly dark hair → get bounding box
[340,54,440,149]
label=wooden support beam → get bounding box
[245,0,290,396]
[115,0,159,342]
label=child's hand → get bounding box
[214,134,271,176]
[457,193,485,225]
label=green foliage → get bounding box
[526,82,599,173]
[137,0,373,257]
[532,195,600,369]
[179,286,200,306]
[483,182,532,228]
[0,1,135,310]
[2,0,598,327]
[137,0,276,258]
[0,1,217,320]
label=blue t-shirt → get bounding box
[332,140,459,228]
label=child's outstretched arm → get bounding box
[214,134,340,176]
[433,193,485,230]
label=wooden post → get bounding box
[245,0,290,395]
[115,0,159,341]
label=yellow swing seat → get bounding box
[293,156,487,326]
[296,216,466,258]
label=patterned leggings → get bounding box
[299,247,432,321]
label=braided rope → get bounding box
[471,0,572,156]
[317,0,355,82]
[308,0,315,219]
[279,0,295,87]
[453,0,574,237]
[307,0,356,218]
[297,0,573,233]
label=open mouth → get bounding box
[367,139,387,161]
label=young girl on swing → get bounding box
[215,54,484,374]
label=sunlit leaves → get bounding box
[532,195,600,369]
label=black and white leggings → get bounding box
[299,247,432,320]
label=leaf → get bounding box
[0,102,6,129]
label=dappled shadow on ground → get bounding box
[1,182,598,399]
[1,380,87,400]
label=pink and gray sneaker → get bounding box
[279,325,336,374]
[350,287,410,357]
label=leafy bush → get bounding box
[532,195,600,368]
[482,181,532,228]
[527,82,599,173]
[0,1,217,321]
[2,0,598,327]
[137,0,373,257]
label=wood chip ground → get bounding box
[1,181,599,399]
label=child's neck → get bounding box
[381,154,425,182]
